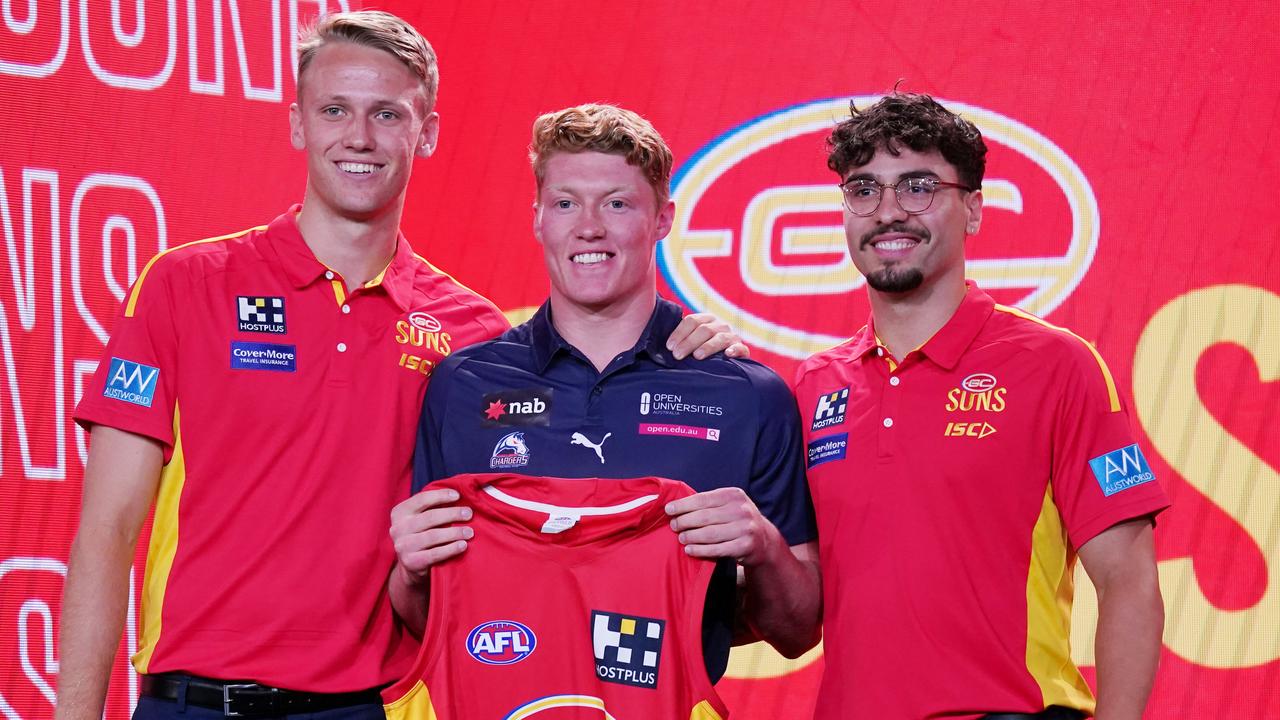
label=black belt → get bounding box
[982,707,1087,720]
[141,674,383,718]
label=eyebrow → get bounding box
[316,93,412,109]
[844,169,942,184]
[546,185,635,196]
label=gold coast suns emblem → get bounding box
[944,373,1005,438]
[503,695,618,719]
[658,96,1099,363]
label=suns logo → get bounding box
[503,695,618,719]
[658,96,1099,360]
[408,311,442,332]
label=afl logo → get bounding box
[408,311,441,333]
[658,96,1099,361]
[466,620,536,665]
[962,373,998,392]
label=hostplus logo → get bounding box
[811,387,849,431]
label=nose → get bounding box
[575,206,605,240]
[873,186,910,224]
[343,116,373,151]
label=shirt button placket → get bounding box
[334,289,355,383]
[878,368,902,458]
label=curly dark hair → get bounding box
[827,92,987,190]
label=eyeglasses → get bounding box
[838,177,973,216]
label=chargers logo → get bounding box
[658,96,1099,360]
[467,620,536,665]
[103,357,159,407]
[491,431,531,469]
[1090,444,1157,496]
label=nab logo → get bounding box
[482,388,552,427]
[103,357,159,407]
[466,620,536,665]
[659,96,1099,360]
[1089,444,1156,497]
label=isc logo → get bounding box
[944,421,997,439]
[658,96,1098,361]
[466,620,537,665]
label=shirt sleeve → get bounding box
[411,355,458,494]
[746,364,818,546]
[73,254,183,458]
[1050,340,1170,549]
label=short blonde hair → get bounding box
[297,10,439,111]
[530,104,673,207]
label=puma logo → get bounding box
[570,432,612,464]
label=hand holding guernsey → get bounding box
[381,473,728,720]
[388,104,822,683]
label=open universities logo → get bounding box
[658,96,1100,359]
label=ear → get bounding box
[415,112,440,159]
[532,199,545,246]
[654,200,675,243]
[964,188,983,236]
[289,103,305,151]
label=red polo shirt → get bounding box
[74,207,510,691]
[793,283,1169,719]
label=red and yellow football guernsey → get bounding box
[73,207,509,691]
[382,473,727,720]
[792,283,1170,720]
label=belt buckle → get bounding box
[222,683,278,718]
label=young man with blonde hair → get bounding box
[389,105,821,686]
[59,15,735,720]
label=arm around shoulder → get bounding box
[734,365,823,656]
[57,426,164,720]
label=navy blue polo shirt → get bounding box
[412,297,816,547]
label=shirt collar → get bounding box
[918,282,994,369]
[265,204,417,312]
[528,297,682,374]
[854,281,994,369]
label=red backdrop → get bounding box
[2,1,1278,718]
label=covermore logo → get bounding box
[658,96,1099,359]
